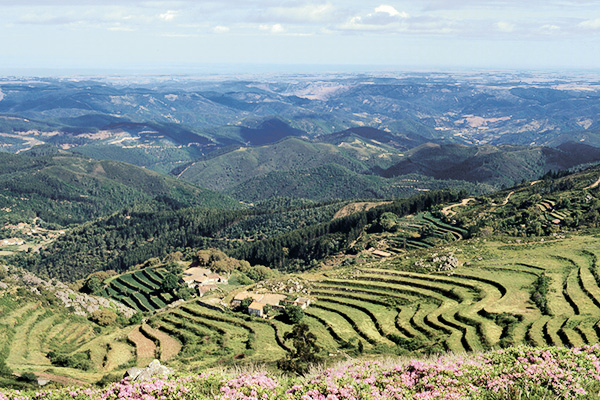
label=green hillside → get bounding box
[99,268,176,313]
[226,163,487,202]
[5,164,600,388]
[13,190,462,281]
[379,142,600,188]
[0,149,241,225]
[443,163,600,237]
[71,144,205,175]
[175,134,600,204]
[0,287,136,388]
[176,137,397,191]
[138,233,600,373]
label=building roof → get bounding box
[1,238,24,246]
[198,284,217,295]
[248,301,264,311]
[182,267,212,283]
[233,292,286,307]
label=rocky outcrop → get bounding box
[0,265,135,318]
[125,360,174,381]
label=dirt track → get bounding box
[441,198,475,216]
[584,177,600,190]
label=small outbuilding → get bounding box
[248,301,264,317]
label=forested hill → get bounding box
[17,160,600,281]
[174,136,600,203]
[14,190,464,281]
[0,148,242,225]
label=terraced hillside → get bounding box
[0,298,137,386]
[140,300,292,370]
[316,235,600,353]
[99,268,175,312]
[446,165,600,237]
[120,234,600,370]
[377,212,469,253]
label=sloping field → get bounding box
[100,268,174,312]
[140,234,600,365]
[0,299,137,385]
[7,235,600,382]
[381,212,469,253]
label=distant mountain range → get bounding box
[1,73,600,202]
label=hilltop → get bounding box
[0,147,240,226]
[175,135,600,202]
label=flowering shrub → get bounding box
[3,345,600,400]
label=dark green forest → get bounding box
[13,190,465,281]
[0,150,241,226]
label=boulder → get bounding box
[125,359,173,381]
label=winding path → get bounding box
[441,198,475,217]
[492,191,515,206]
[584,177,600,190]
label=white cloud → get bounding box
[159,10,178,21]
[213,25,230,33]
[579,18,600,29]
[374,5,408,18]
[271,23,285,33]
[539,24,560,33]
[495,21,515,32]
[254,3,339,24]
[259,23,285,33]
[344,4,410,30]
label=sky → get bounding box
[1,0,600,73]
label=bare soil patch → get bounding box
[333,201,392,220]
[143,324,181,361]
[128,326,156,361]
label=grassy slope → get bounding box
[0,294,136,387]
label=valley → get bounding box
[1,72,600,398]
[0,159,599,388]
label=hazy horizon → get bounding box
[2,1,600,73]
[1,64,600,79]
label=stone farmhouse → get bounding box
[232,291,312,317]
[181,267,227,297]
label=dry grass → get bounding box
[128,326,157,364]
[104,342,135,371]
[143,324,181,361]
